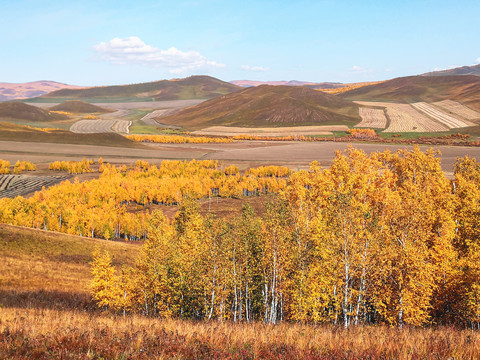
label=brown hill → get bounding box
[341,75,480,111]
[0,81,83,102]
[422,64,480,77]
[48,100,113,114]
[41,75,240,101]
[0,122,142,148]
[230,80,344,89]
[156,85,360,130]
[0,102,68,121]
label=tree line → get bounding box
[91,147,480,328]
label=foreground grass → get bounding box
[1,308,479,359]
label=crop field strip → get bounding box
[0,174,68,198]
[70,119,131,134]
[432,100,480,121]
[355,101,449,133]
[411,102,470,129]
[357,107,388,128]
[0,175,16,191]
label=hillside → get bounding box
[0,223,139,309]
[423,64,480,77]
[48,100,113,113]
[0,122,143,147]
[231,80,344,89]
[156,85,360,130]
[0,81,83,102]
[0,102,68,121]
[341,75,480,111]
[40,75,240,101]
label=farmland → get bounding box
[357,107,388,128]
[70,119,131,134]
[433,100,480,120]
[355,101,449,132]
[411,102,471,128]
[0,174,69,198]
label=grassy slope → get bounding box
[341,75,480,111]
[0,122,144,148]
[0,224,139,308]
[39,75,241,102]
[157,85,360,130]
[0,102,68,122]
[48,100,114,114]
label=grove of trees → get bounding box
[89,147,480,328]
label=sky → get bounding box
[0,0,479,86]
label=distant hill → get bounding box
[341,75,480,111]
[0,122,142,148]
[48,100,113,113]
[0,81,83,102]
[41,76,241,101]
[230,80,344,89]
[0,102,68,121]
[423,64,480,77]
[156,85,360,130]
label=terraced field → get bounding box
[70,120,131,134]
[0,174,68,198]
[355,101,448,133]
[411,102,471,129]
[432,100,480,121]
[357,108,388,128]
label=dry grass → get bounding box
[1,308,479,359]
[0,224,138,294]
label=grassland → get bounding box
[1,224,480,359]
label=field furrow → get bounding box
[432,100,480,121]
[355,102,448,133]
[357,108,387,128]
[70,120,131,134]
[411,102,470,129]
[0,175,68,198]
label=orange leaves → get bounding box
[126,134,233,144]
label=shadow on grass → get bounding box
[0,289,95,311]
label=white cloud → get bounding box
[476,57,480,64]
[351,65,366,72]
[93,36,225,74]
[241,65,270,72]
[385,68,392,72]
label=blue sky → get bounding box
[1,0,479,86]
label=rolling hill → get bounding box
[341,75,480,111]
[0,122,143,147]
[48,100,113,113]
[231,80,344,89]
[156,85,360,130]
[40,75,241,102]
[0,81,83,102]
[0,102,68,121]
[422,64,480,77]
